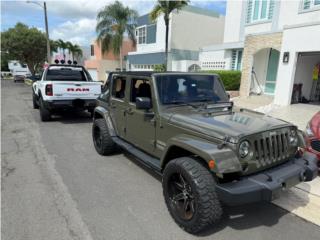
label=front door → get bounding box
[265,49,280,94]
[109,76,127,138]
[125,77,156,155]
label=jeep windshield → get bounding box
[155,74,229,105]
[45,67,92,81]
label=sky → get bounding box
[1,0,226,46]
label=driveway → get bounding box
[2,80,320,240]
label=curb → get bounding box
[24,79,33,86]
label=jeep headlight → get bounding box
[239,141,250,158]
[289,129,298,145]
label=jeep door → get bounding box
[125,77,156,155]
[109,76,127,138]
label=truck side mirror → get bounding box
[136,97,152,110]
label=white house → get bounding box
[127,5,225,72]
[200,0,320,106]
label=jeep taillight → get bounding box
[45,84,53,96]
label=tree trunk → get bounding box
[164,16,169,71]
[27,62,36,76]
[119,45,123,71]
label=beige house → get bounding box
[85,40,135,82]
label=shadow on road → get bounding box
[50,111,93,124]
[199,202,287,236]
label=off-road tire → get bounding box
[92,119,117,155]
[32,92,39,109]
[163,157,222,234]
[39,98,51,121]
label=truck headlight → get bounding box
[239,141,250,158]
[305,123,314,137]
[289,129,298,145]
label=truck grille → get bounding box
[252,130,290,168]
[311,140,320,152]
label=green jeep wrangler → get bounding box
[92,72,318,234]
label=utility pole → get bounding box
[44,2,51,63]
[27,1,51,63]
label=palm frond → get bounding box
[96,0,137,54]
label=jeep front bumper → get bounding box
[215,152,318,206]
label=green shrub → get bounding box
[154,64,166,72]
[201,70,241,91]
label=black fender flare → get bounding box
[161,134,242,174]
[94,106,117,137]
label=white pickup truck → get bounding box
[32,64,102,121]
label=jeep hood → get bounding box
[167,108,292,141]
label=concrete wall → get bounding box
[224,0,243,43]
[293,54,320,99]
[245,22,273,35]
[171,60,200,72]
[199,49,232,70]
[274,23,320,105]
[277,1,320,29]
[171,10,224,51]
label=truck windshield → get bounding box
[155,74,228,105]
[46,68,89,81]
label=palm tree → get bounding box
[150,0,188,70]
[50,40,58,56]
[67,42,83,62]
[57,39,68,61]
[96,1,138,71]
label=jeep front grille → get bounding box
[252,131,290,168]
[311,140,320,152]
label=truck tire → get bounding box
[162,157,222,234]
[32,92,39,109]
[39,98,51,121]
[92,119,117,155]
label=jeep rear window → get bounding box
[46,68,88,81]
[155,74,228,105]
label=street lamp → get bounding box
[26,1,51,63]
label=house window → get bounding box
[231,50,243,71]
[246,0,274,24]
[136,26,146,44]
[90,45,94,56]
[301,0,320,10]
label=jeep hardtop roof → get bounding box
[108,71,220,77]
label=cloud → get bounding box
[50,18,97,45]
[46,0,156,19]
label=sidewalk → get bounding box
[233,96,320,226]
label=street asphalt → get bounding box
[2,79,320,240]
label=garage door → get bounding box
[87,69,98,81]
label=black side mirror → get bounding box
[136,97,152,110]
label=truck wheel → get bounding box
[39,98,51,121]
[162,157,222,234]
[32,92,39,109]
[92,119,117,155]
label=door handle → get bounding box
[110,104,116,109]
